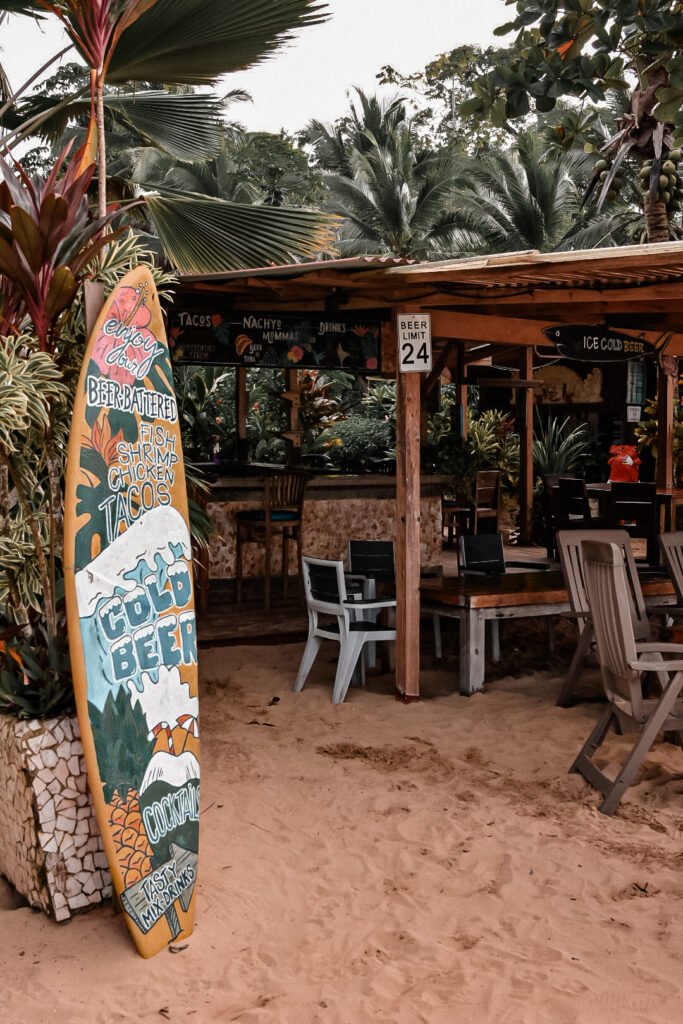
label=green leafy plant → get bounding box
[0,622,74,719]
[635,397,683,485]
[2,1,336,271]
[466,0,683,243]
[362,379,397,421]
[325,417,395,474]
[174,365,236,462]
[532,414,593,477]
[0,142,120,350]
[424,408,520,502]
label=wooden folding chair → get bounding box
[569,539,683,815]
[659,532,683,612]
[556,529,652,707]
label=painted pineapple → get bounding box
[108,787,154,889]
[90,686,156,889]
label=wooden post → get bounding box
[281,369,302,466]
[519,347,534,545]
[454,342,468,438]
[84,281,105,338]
[235,368,249,463]
[394,312,422,701]
[656,355,677,491]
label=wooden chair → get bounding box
[469,470,501,534]
[659,532,683,608]
[442,498,470,549]
[235,470,308,610]
[569,539,683,815]
[609,481,658,565]
[542,473,579,558]
[294,556,396,704]
[556,477,593,529]
[556,529,652,707]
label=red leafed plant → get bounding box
[0,142,122,351]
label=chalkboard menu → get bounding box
[169,308,383,372]
[542,324,656,362]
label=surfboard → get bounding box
[64,267,199,958]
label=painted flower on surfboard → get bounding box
[91,284,163,386]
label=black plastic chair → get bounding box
[459,533,551,576]
[542,473,579,558]
[610,482,658,565]
[348,540,395,582]
[556,478,593,529]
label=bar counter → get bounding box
[205,472,444,581]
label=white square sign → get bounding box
[397,313,432,373]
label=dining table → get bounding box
[420,568,677,697]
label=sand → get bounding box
[2,640,683,1024]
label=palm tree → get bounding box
[0,1,335,272]
[306,89,464,259]
[306,89,409,176]
[449,134,624,255]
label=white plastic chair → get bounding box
[294,556,396,704]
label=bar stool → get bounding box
[235,470,308,609]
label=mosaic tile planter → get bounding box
[0,713,111,921]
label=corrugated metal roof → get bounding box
[178,241,683,300]
[179,255,415,284]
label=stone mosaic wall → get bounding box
[207,494,442,579]
[0,714,111,921]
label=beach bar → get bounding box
[174,241,683,699]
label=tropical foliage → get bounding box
[532,415,593,477]
[464,0,683,242]
[635,396,683,486]
[0,0,336,273]
[305,89,464,258]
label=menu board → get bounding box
[169,308,382,373]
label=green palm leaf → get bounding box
[145,192,337,274]
[103,91,223,160]
[109,0,329,85]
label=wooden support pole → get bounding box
[519,347,534,545]
[236,368,249,463]
[84,281,105,338]
[284,369,302,466]
[455,342,468,438]
[656,355,678,491]
[394,311,422,701]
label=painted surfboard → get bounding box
[64,267,199,958]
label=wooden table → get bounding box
[420,570,676,697]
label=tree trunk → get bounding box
[96,75,107,220]
[645,198,670,243]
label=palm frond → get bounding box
[103,90,223,161]
[109,0,330,85]
[145,192,337,274]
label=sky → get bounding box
[0,0,504,134]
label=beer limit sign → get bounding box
[397,313,432,373]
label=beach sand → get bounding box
[2,638,683,1024]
